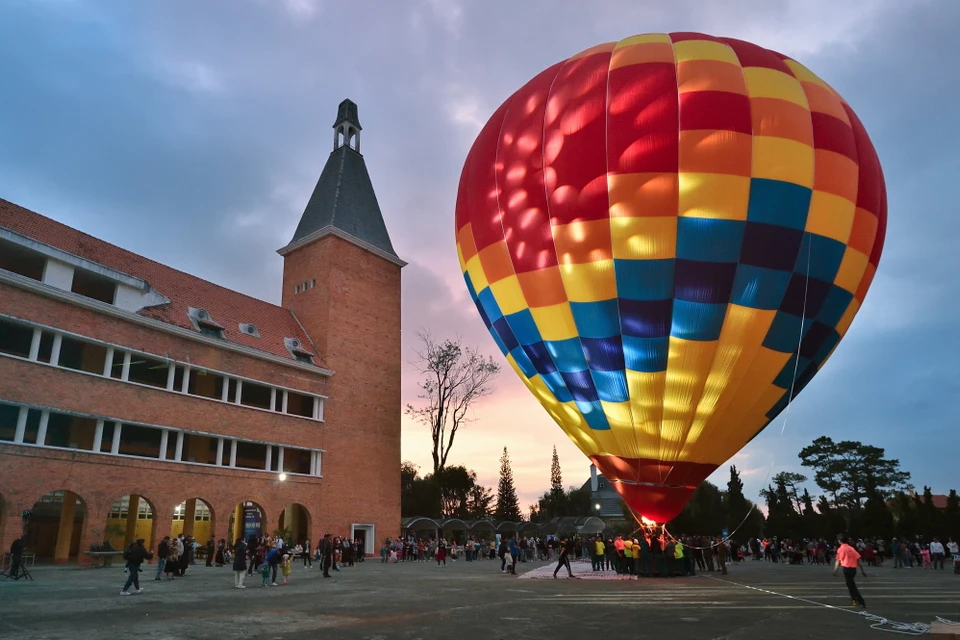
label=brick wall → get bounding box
[282,234,402,552]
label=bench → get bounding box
[83,551,125,567]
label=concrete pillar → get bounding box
[102,346,114,376]
[232,504,243,544]
[215,438,224,466]
[229,440,237,467]
[277,447,285,473]
[28,328,42,361]
[93,419,104,452]
[166,364,176,391]
[36,410,49,446]
[270,387,277,412]
[54,490,78,564]
[183,498,197,537]
[220,378,230,402]
[175,431,184,461]
[181,366,191,393]
[281,390,288,413]
[125,495,140,545]
[265,444,272,471]
[50,333,63,367]
[121,351,131,381]
[235,379,243,405]
[159,429,169,460]
[14,406,28,444]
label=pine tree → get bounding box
[943,489,960,537]
[550,446,563,495]
[495,447,522,521]
[725,465,748,534]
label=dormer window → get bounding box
[284,337,315,364]
[238,323,260,338]
[188,307,225,339]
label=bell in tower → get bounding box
[333,98,362,152]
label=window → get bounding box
[36,331,54,364]
[0,402,19,442]
[180,433,219,465]
[117,424,163,458]
[294,353,313,364]
[173,501,212,521]
[284,448,313,475]
[239,381,272,410]
[311,278,316,288]
[22,408,42,444]
[58,336,108,374]
[286,392,315,418]
[0,237,45,281]
[187,369,224,399]
[71,268,117,304]
[295,284,300,294]
[44,412,97,450]
[107,350,124,379]
[108,496,153,520]
[234,441,267,470]
[127,355,169,388]
[200,325,224,339]
[100,421,116,452]
[0,318,34,359]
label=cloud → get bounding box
[149,58,224,93]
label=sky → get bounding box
[2,0,958,513]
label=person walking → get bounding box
[553,537,575,579]
[120,538,153,595]
[232,537,247,588]
[834,535,867,609]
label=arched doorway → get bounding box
[171,498,214,545]
[24,490,86,563]
[277,503,310,546]
[227,502,266,544]
[105,495,154,550]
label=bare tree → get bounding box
[405,331,501,472]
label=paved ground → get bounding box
[1,557,958,639]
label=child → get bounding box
[921,545,932,569]
[260,561,271,587]
[281,554,292,585]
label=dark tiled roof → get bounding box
[0,198,324,367]
[287,144,398,258]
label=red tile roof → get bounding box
[0,198,324,368]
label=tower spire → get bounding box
[333,98,361,152]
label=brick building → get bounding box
[0,100,404,564]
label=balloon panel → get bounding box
[455,32,886,523]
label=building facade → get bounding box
[0,100,403,563]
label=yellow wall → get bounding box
[170,520,212,543]
[106,517,153,550]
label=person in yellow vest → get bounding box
[623,537,634,577]
[593,537,605,572]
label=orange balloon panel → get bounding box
[455,33,885,523]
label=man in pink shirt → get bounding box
[833,534,867,608]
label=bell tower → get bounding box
[278,100,404,553]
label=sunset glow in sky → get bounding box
[2,0,958,510]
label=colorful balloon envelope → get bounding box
[455,33,886,523]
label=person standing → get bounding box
[232,537,247,588]
[834,535,867,608]
[302,538,312,568]
[155,536,170,581]
[553,537,575,579]
[929,538,945,570]
[120,538,153,595]
[320,533,334,578]
[205,538,215,567]
[717,539,728,575]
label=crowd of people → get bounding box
[117,531,365,594]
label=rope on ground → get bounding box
[705,575,959,635]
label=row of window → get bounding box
[0,236,118,304]
[43,490,211,522]
[294,279,316,295]
[0,316,323,421]
[0,401,322,477]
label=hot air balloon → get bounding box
[454,33,886,524]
